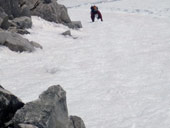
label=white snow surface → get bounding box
[1,0,170,128]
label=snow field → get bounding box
[1,0,170,128]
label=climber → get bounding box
[90,5,103,22]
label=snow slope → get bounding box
[1,0,170,128]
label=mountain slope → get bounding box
[1,0,170,128]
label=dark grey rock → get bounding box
[15,29,30,35]
[24,0,71,24]
[0,31,36,52]
[8,20,17,27]
[69,116,86,128]
[0,0,83,29]
[8,19,30,34]
[13,85,69,128]
[17,29,30,35]
[0,0,19,18]
[23,0,39,11]
[44,0,52,4]
[0,7,9,30]
[0,0,31,19]
[20,5,31,18]
[8,27,30,35]
[0,16,9,30]
[67,21,82,29]
[62,30,71,36]
[0,85,24,128]
[0,7,7,19]
[13,16,32,29]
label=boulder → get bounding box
[20,5,31,18]
[0,0,32,32]
[0,31,40,52]
[12,16,32,29]
[24,0,82,28]
[69,116,86,128]
[8,19,31,35]
[0,85,24,128]
[28,1,71,24]
[13,85,69,128]
[62,30,71,36]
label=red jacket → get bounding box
[90,6,103,22]
[91,10,103,22]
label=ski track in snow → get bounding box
[1,0,170,128]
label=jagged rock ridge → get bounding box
[0,85,86,128]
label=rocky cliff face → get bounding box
[0,85,86,128]
[0,0,82,52]
[13,85,69,128]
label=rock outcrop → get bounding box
[12,85,86,128]
[12,16,32,29]
[0,85,24,128]
[0,0,82,31]
[13,85,68,128]
[0,0,31,35]
[0,0,82,52]
[7,16,32,34]
[0,31,42,52]
[0,85,86,128]
[22,0,82,29]
[69,116,86,128]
